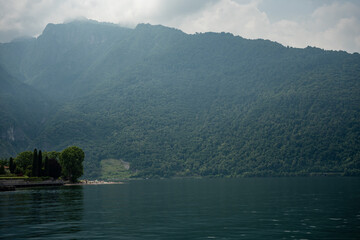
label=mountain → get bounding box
[0,65,53,156]
[1,19,359,178]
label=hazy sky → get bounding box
[0,0,359,53]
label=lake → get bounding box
[1,177,360,239]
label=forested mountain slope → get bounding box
[0,65,52,156]
[1,20,359,178]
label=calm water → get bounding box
[1,177,360,239]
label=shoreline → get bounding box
[64,180,124,186]
[0,179,64,191]
[0,179,124,191]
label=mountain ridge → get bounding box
[0,20,359,178]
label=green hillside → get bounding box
[0,20,359,178]
[0,65,53,156]
[100,159,132,180]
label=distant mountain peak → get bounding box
[38,19,131,44]
[135,23,184,34]
[42,19,122,33]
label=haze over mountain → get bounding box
[1,20,359,178]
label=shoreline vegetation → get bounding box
[1,145,359,192]
[0,146,85,190]
[0,146,98,191]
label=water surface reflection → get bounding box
[0,186,83,239]
[1,178,360,239]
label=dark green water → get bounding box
[1,177,360,239]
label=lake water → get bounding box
[1,177,360,239]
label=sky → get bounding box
[0,0,359,53]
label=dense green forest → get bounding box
[0,146,84,182]
[0,20,359,178]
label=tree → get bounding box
[9,157,15,173]
[44,151,61,161]
[48,158,62,179]
[0,161,5,175]
[0,165,4,175]
[15,151,33,175]
[38,150,43,177]
[60,146,84,182]
[32,149,38,177]
[44,156,49,177]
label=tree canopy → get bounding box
[60,146,84,182]
[14,151,32,175]
[1,147,84,180]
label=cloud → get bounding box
[309,2,360,53]
[0,0,217,40]
[178,0,270,39]
[178,0,360,53]
[0,0,359,53]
